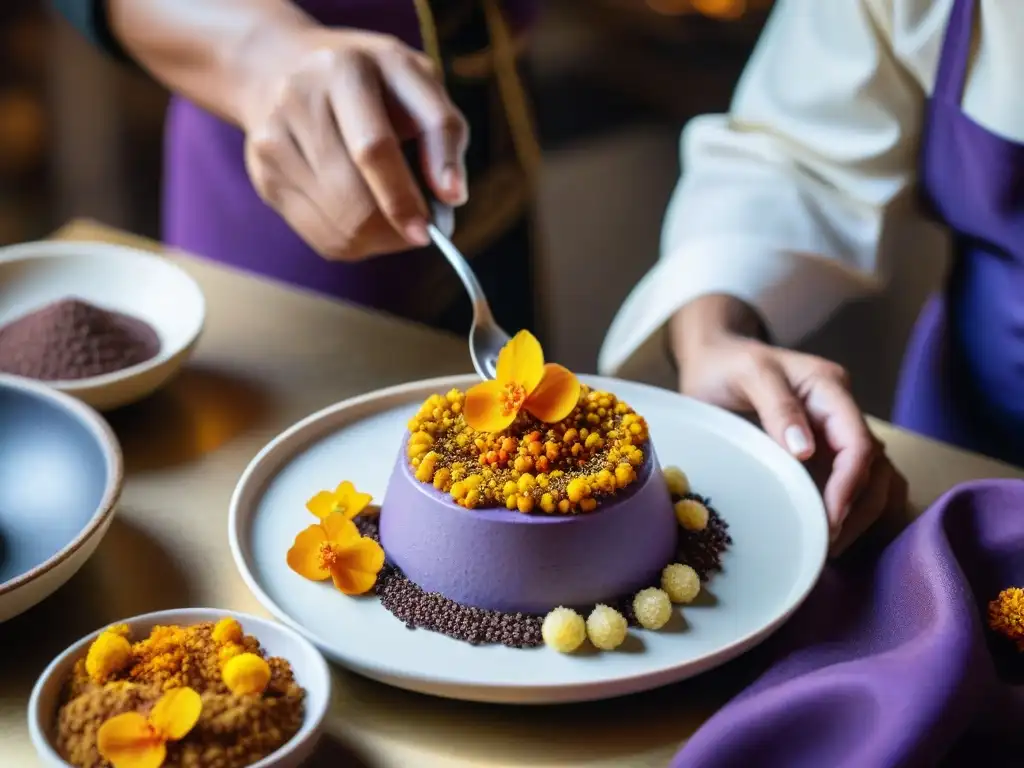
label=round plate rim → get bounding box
[228,374,828,703]
[0,239,206,391]
[0,373,124,598]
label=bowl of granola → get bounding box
[27,608,331,768]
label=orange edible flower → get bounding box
[287,512,385,595]
[97,687,201,768]
[306,480,372,521]
[464,330,581,433]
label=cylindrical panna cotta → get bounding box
[378,442,677,615]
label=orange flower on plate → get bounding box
[97,687,201,768]
[306,480,373,521]
[464,330,581,433]
[287,512,385,595]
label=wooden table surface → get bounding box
[2,220,1022,768]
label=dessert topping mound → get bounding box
[406,385,649,513]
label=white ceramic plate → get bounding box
[0,240,205,411]
[28,608,332,768]
[229,375,828,704]
[0,374,123,624]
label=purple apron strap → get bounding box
[932,0,974,104]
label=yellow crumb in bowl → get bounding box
[674,499,709,531]
[541,607,587,653]
[663,466,690,497]
[84,631,132,683]
[222,653,272,696]
[661,563,701,604]
[211,618,243,646]
[586,605,628,650]
[633,588,673,630]
[56,620,306,768]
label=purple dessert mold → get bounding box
[378,438,677,614]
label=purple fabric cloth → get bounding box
[162,1,535,321]
[893,0,1024,465]
[672,479,1024,767]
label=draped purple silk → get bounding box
[671,479,1024,767]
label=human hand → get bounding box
[671,298,908,554]
[240,27,469,261]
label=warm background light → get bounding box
[645,0,749,19]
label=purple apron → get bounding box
[893,0,1024,465]
[668,6,1024,765]
[162,0,536,330]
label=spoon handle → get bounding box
[402,141,497,325]
[426,225,495,324]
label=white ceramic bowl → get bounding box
[0,374,123,623]
[0,240,206,411]
[28,608,332,768]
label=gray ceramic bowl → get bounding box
[0,374,123,623]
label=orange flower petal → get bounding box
[338,536,386,576]
[464,380,518,433]
[330,564,379,595]
[525,364,582,424]
[496,330,545,393]
[334,481,373,519]
[286,524,330,581]
[149,687,202,741]
[320,512,362,547]
[97,713,166,768]
[305,491,337,520]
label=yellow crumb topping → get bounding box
[586,604,628,650]
[662,466,690,497]
[674,498,709,531]
[541,607,587,653]
[661,563,701,604]
[84,631,133,683]
[989,587,1024,648]
[633,588,673,630]
[406,386,649,514]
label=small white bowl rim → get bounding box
[27,607,332,768]
[0,239,207,391]
[0,374,123,597]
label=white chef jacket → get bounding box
[598,0,1024,377]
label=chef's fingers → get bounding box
[803,373,876,535]
[828,452,892,557]
[245,123,316,206]
[736,355,816,461]
[246,123,365,260]
[327,49,430,246]
[273,187,352,260]
[384,53,469,206]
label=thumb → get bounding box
[739,358,816,461]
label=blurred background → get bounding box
[0,0,944,418]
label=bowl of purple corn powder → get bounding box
[0,240,205,411]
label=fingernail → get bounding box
[404,220,430,246]
[441,167,467,205]
[784,425,810,457]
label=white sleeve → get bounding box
[598,0,924,377]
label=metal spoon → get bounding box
[424,192,511,381]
